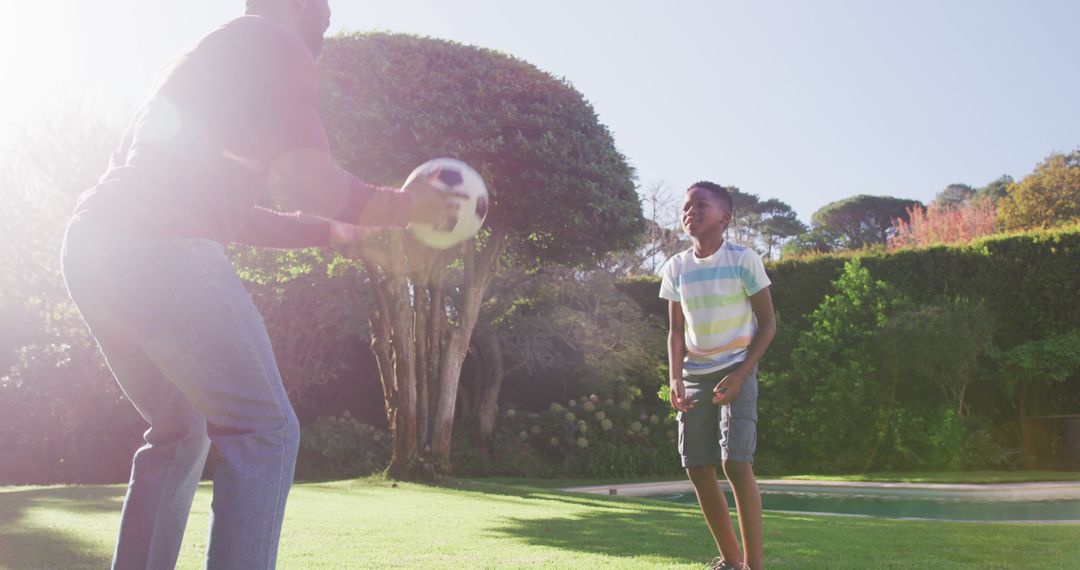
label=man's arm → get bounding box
[237,25,413,228]
[233,206,332,248]
[234,205,377,249]
[668,300,693,413]
[713,287,776,405]
[259,30,466,231]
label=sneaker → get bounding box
[704,557,734,570]
[705,558,749,570]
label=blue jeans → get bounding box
[61,215,299,570]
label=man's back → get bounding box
[77,16,324,243]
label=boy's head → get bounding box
[683,181,733,239]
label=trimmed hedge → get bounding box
[620,226,1080,355]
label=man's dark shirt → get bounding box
[76,16,405,247]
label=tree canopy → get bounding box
[998,151,1080,231]
[318,33,644,267]
[811,194,922,249]
[975,175,1013,204]
[710,188,805,259]
[933,183,976,209]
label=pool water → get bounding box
[654,490,1080,522]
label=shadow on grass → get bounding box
[0,486,123,569]
[433,479,721,565]
[489,500,717,565]
[449,479,1080,569]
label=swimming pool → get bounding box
[652,489,1080,523]
[563,480,1080,524]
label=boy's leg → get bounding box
[723,460,762,569]
[720,366,762,569]
[680,373,743,565]
[686,465,742,564]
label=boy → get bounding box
[659,181,776,570]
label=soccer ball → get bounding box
[404,158,489,249]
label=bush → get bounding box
[493,392,682,478]
[763,260,909,472]
[451,430,560,478]
[761,260,1002,473]
[583,443,680,479]
[0,341,144,484]
[296,412,391,480]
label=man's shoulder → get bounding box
[201,16,312,63]
[215,15,293,39]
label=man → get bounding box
[61,1,456,568]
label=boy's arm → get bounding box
[668,300,693,413]
[713,287,776,405]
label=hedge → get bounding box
[619,226,1080,358]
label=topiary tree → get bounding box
[317,33,644,477]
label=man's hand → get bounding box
[404,167,467,228]
[713,371,746,405]
[670,377,694,413]
[328,219,374,247]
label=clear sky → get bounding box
[2,0,1078,223]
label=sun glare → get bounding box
[0,2,142,129]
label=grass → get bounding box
[1,477,1078,569]
[775,470,1080,484]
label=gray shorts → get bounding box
[677,363,758,466]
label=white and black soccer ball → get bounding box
[404,157,489,249]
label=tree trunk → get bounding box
[387,275,418,478]
[362,230,505,478]
[365,261,417,478]
[474,328,505,452]
[1019,380,1032,457]
[414,274,430,451]
[457,374,473,423]
[430,233,505,471]
[426,278,445,448]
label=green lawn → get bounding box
[776,470,1080,484]
[1,478,1078,569]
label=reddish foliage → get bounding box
[889,200,998,250]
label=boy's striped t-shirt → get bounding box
[659,241,771,375]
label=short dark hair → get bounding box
[688,180,733,213]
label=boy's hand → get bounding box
[713,372,746,405]
[669,377,693,413]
